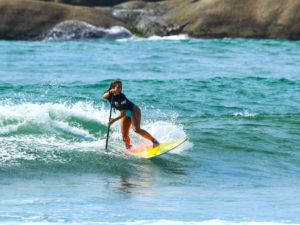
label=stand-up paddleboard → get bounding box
[125,138,187,158]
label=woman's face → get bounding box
[114,83,122,95]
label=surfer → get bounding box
[103,80,160,149]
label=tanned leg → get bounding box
[120,115,131,148]
[131,106,154,141]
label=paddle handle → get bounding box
[105,93,113,152]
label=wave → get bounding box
[42,20,133,41]
[0,101,190,171]
[0,101,106,137]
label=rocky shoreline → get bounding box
[0,0,299,40]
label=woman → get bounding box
[103,80,159,149]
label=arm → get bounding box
[109,110,126,126]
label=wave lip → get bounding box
[42,20,132,41]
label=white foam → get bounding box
[233,110,257,117]
[0,101,192,161]
[0,101,108,164]
[118,34,190,42]
[0,137,39,166]
[111,118,193,154]
[0,101,107,134]
[146,120,193,153]
[0,122,25,135]
[0,134,107,166]
[51,120,96,140]
[148,34,189,41]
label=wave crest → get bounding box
[0,101,190,169]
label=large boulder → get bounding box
[0,0,127,40]
[167,0,300,40]
[112,1,186,37]
[42,20,132,40]
[112,0,300,40]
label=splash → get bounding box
[0,100,191,167]
[148,34,189,41]
[117,119,192,155]
[0,101,106,138]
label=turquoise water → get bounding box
[1,37,300,224]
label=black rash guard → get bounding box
[106,91,135,111]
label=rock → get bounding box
[113,1,187,37]
[112,9,146,26]
[112,0,300,40]
[0,0,128,40]
[41,20,132,41]
[166,0,300,40]
[38,0,128,7]
[36,0,164,7]
[0,0,299,40]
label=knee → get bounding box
[132,126,140,133]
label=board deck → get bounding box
[125,138,187,158]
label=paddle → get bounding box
[105,93,114,152]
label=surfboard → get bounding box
[125,138,187,158]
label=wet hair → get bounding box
[109,80,122,90]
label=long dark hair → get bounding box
[109,80,122,90]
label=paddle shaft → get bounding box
[105,94,114,152]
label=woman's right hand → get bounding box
[108,118,116,126]
[109,89,116,95]
[103,90,113,99]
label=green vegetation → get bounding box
[130,26,144,38]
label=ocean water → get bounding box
[0,36,300,225]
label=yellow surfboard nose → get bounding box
[126,138,188,159]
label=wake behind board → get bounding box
[125,138,187,159]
